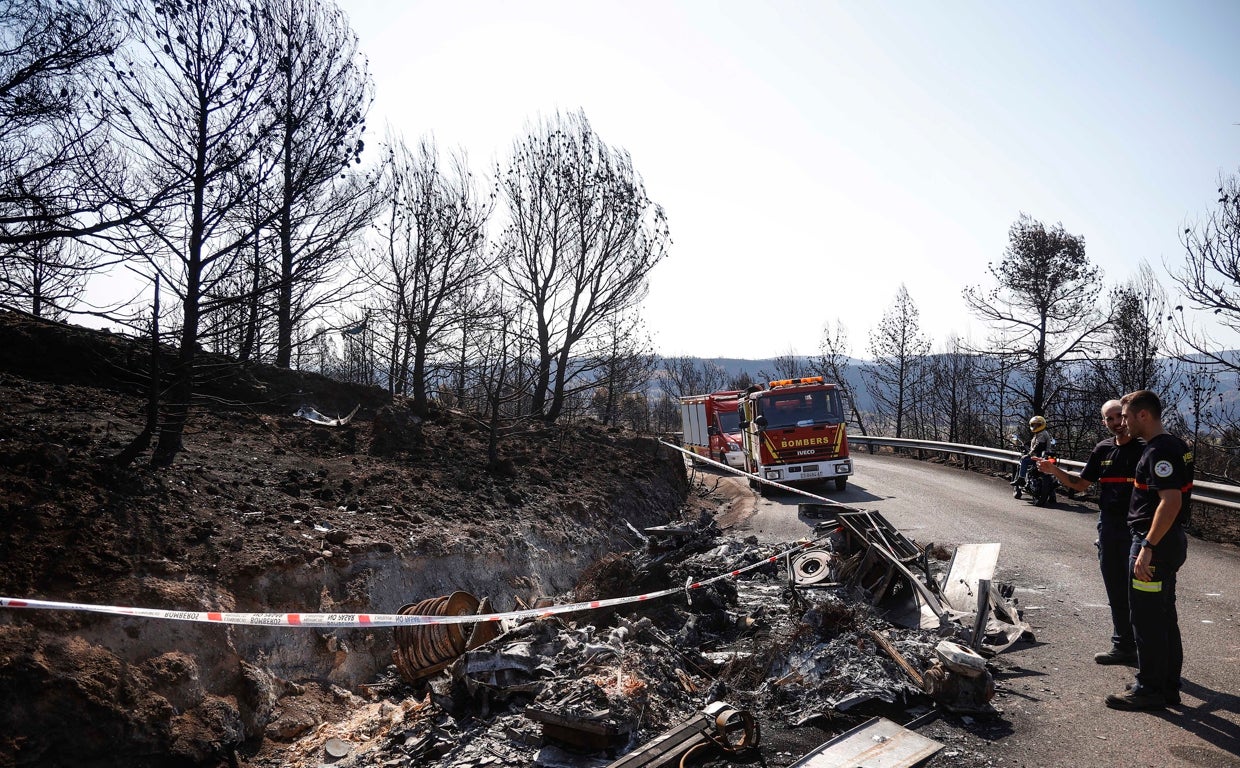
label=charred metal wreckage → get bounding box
[273,507,1032,768]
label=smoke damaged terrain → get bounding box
[3,310,1190,768]
[0,311,692,766]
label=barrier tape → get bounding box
[0,539,825,629]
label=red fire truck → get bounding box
[739,377,852,491]
[680,391,745,468]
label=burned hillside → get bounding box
[1,312,1028,768]
[0,311,688,765]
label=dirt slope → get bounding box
[0,311,689,767]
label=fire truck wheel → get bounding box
[834,477,847,491]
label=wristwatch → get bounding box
[1140,537,1155,549]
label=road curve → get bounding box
[717,451,1240,768]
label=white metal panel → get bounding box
[940,543,1002,612]
[788,717,943,768]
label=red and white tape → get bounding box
[0,540,822,628]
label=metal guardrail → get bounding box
[849,435,1240,512]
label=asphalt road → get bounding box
[720,451,1240,768]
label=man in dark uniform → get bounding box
[1035,399,1142,664]
[1105,390,1193,711]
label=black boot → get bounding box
[1094,647,1137,665]
[1106,688,1166,710]
[1126,682,1179,705]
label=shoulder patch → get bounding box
[1154,460,1174,478]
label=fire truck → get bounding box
[680,390,745,468]
[739,377,852,491]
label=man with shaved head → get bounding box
[1035,399,1142,665]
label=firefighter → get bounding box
[1104,389,1193,711]
[1034,400,1142,665]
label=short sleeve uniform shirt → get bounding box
[1128,433,1194,533]
[1079,437,1142,523]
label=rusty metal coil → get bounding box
[392,591,500,683]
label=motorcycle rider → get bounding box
[1011,415,1052,496]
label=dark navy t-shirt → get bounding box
[1079,437,1142,522]
[1128,433,1194,532]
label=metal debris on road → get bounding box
[268,507,1038,767]
[787,716,943,767]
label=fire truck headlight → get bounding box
[765,470,782,481]
[836,462,851,474]
[726,441,740,451]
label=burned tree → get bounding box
[368,136,491,414]
[659,355,726,401]
[458,292,534,469]
[588,311,657,428]
[1171,171,1240,373]
[261,0,377,369]
[925,336,988,445]
[498,110,669,422]
[0,0,148,248]
[102,0,278,465]
[964,214,1108,417]
[1090,263,1175,397]
[0,232,101,318]
[866,285,930,438]
[760,348,806,382]
[816,318,869,435]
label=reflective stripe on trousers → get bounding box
[1128,528,1187,697]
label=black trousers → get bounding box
[1129,527,1187,696]
[1097,517,1133,650]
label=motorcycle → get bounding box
[1009,434,1058,508]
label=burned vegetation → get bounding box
[0,312,1031,768]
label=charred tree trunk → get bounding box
[410,329,429,415]
[114,277,161,467]
[238,210,262,364]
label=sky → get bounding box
[341,1,1239,359]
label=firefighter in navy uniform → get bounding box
[1035,400,1142,664]
[1105,390,1194,711]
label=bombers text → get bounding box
[778,435,838,449]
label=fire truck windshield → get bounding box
[717,410,741,434]
[759,389,844,429]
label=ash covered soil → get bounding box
[0,311,1015,768]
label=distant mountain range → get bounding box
[659,354,1240,417]
[657,356,875,412]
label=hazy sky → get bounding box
[342,0,1240,359]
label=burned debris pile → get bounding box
[257,508,1031,768]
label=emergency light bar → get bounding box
[768,376,824,388]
